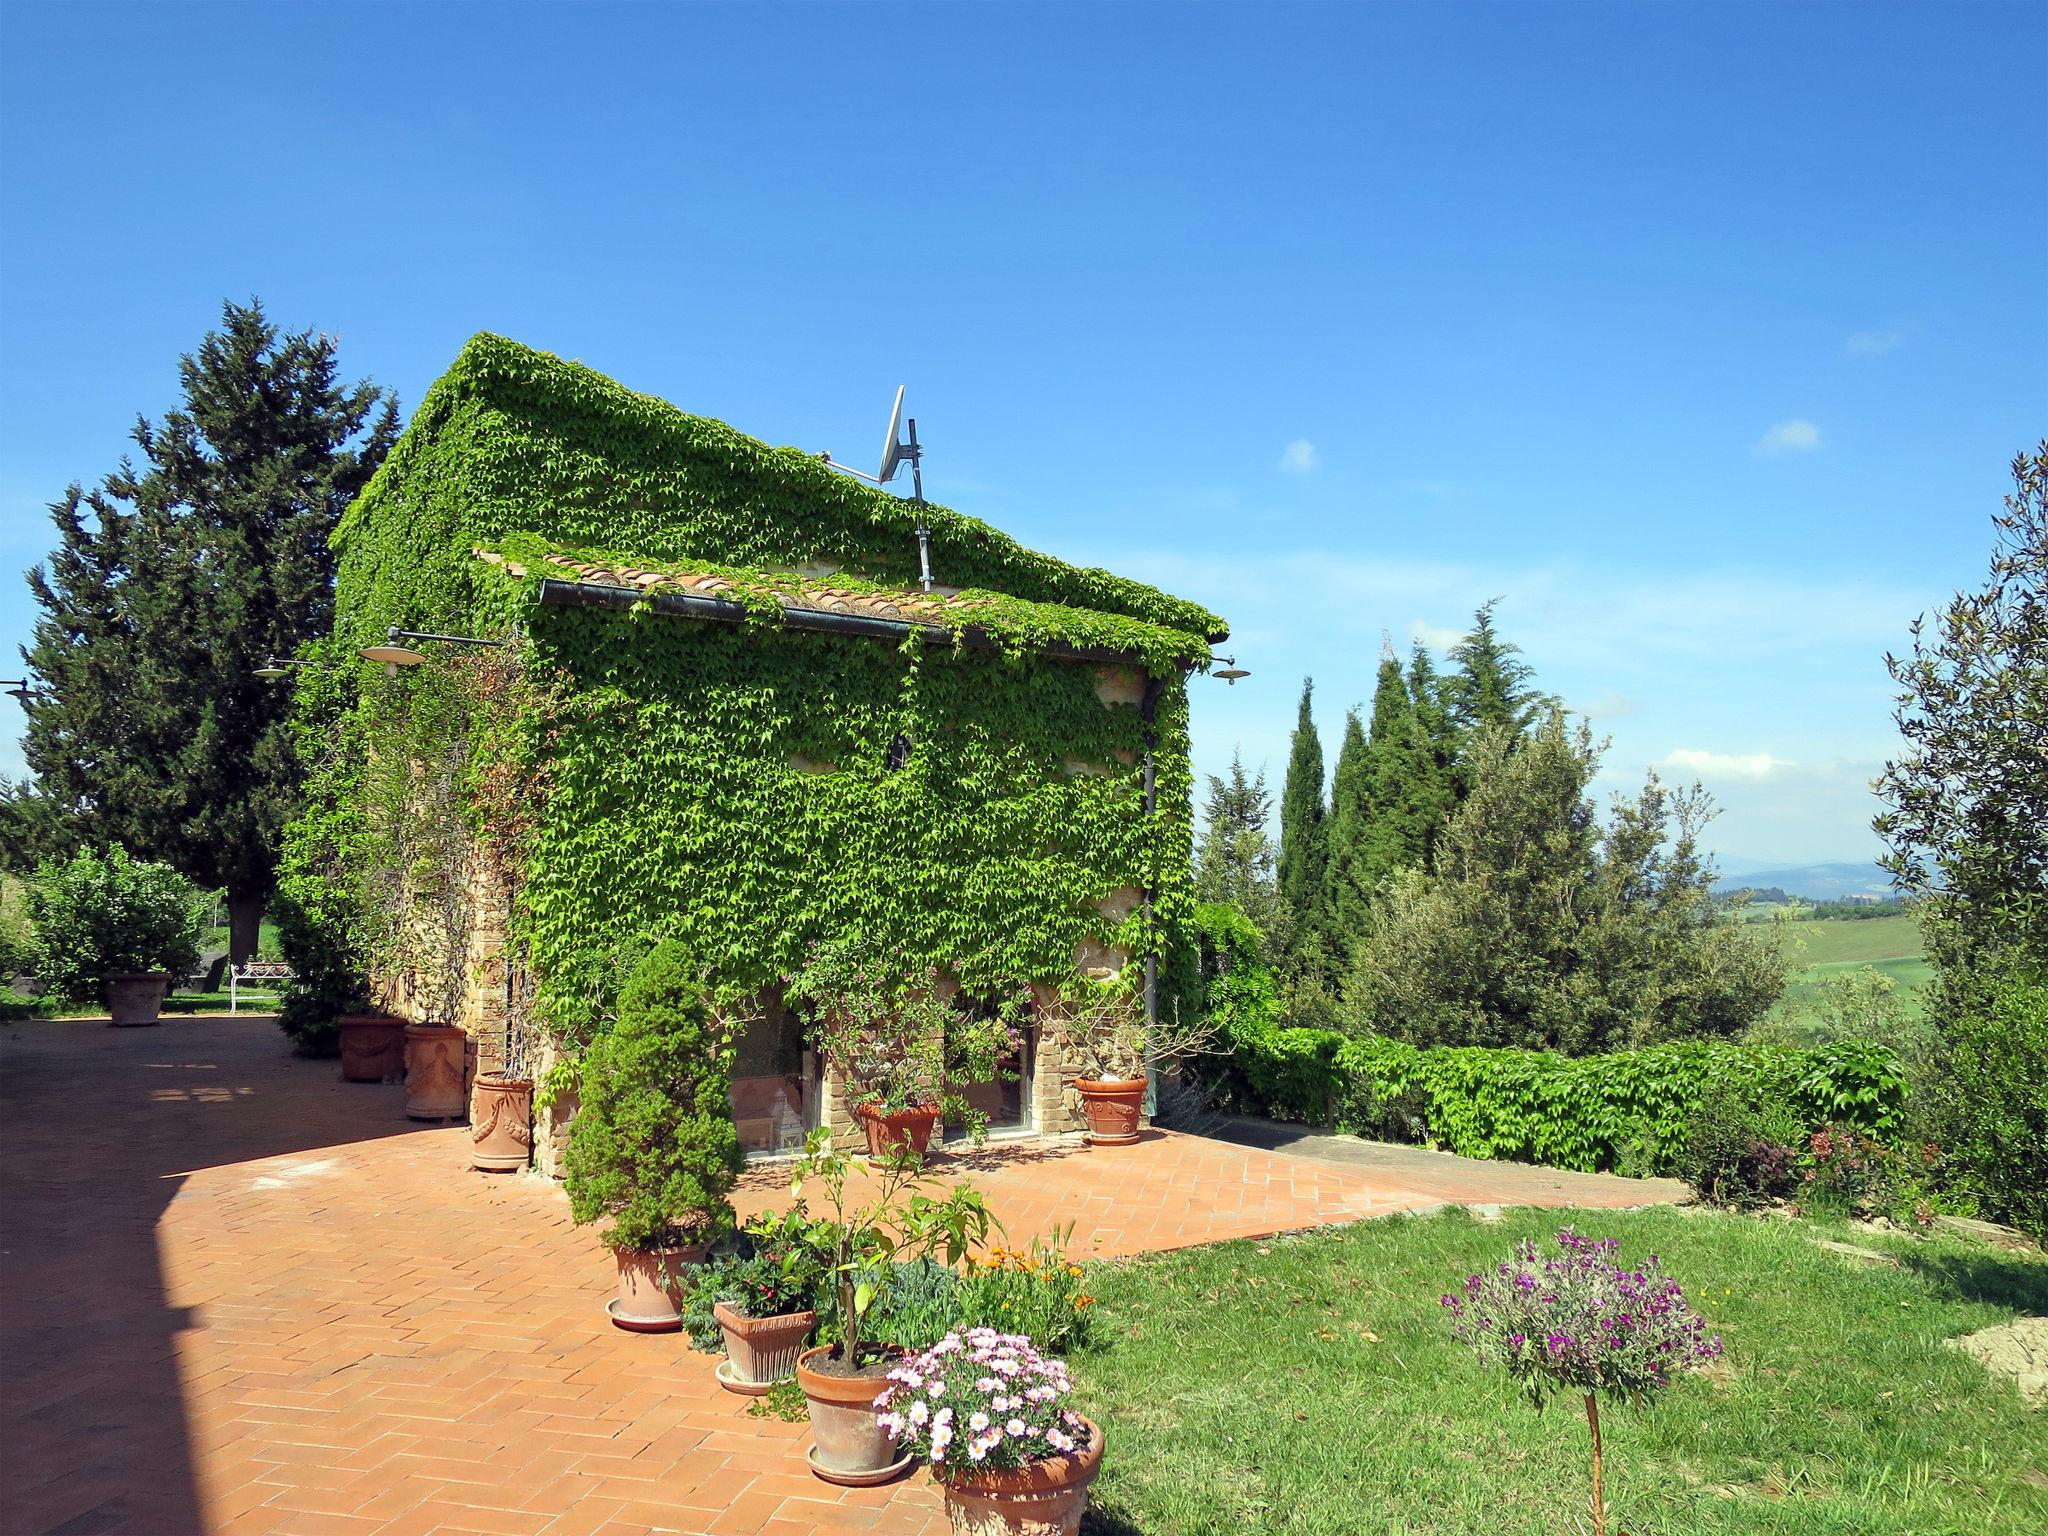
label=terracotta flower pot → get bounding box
[936,1416,1104,1536]
[469,1073,533,1171]
[858,1103,940,1159]
[403,1022,467,1120]
[338,1014,408,1082]
[105,972,170,1028]
[1076,1078,1146,1145]
[797,1344,912,1484]
[713,1301,817,1392]
[608,1242,704,1331]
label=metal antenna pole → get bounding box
[908,416,933,592]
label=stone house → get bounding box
[322,334,1227,1172]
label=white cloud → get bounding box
[1755,419,1823,455]
[1574,689,1638,720]
[1278,439,1319,474]
[1408,618,1468,650]
[1661,748,1793,781]
[1846,329,1902,356]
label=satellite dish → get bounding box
[878,385,909,483]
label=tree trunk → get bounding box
[227,889,265,964]
[1584,1393,1606,1536]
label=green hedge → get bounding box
[1226,1022,1906,1176]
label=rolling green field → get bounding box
[1770,912,1933,1030]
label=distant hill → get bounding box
[1710,859,1897,902]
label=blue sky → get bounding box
[3,1,2043,870]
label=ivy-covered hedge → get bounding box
[1225,1021,1906,1176]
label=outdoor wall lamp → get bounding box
[359,626,504,676]
[1210,655,1251,685]
[253,656,318,679]
[0,678,33,703]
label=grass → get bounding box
[1071,1205,2046,1535]
[1766,913,1933,1035]
[1779,913,1925,969]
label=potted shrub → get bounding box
[25,846,202,1026]
[787,937,1016,1158]
[789,1128,992,1484]
[711,1209,826,1393]
[877,1328,1103,1534]
[1057,978,1215,1145]
[565,940,745,1330]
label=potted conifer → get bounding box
[565,940,745,1330]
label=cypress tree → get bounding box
[1323,704,1375,962]
[1276,678,1329,929]
[21,301,399,958]
[1407,641,1462,848]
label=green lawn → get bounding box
[1072,1206,2046,1535]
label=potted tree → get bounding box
[1058,978,1215,1145]
[787,938,1014,1158]
[565,940,745,1330]
[25,846,201,1027]
[711,1208,826,1394]
[789,1128,992,1484]
[878,1329,1103,1535]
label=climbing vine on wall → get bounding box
[279,333,1216,1055]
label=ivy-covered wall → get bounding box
[283,334,1221,1076]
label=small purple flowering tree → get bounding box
[1440,1229,1722,1536]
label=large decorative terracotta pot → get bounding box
[797,1345,912,1485]
[936,1417,1104,1536]
[470,1073,534,1172]
[857,1103,940,1160]
[105,973,171,1027]
[607,1242,704,1331]
[1076,1078,1146,1145]
[338,1014,408,1082]
[403,1022,467,1120]
[713,1301,817,1393]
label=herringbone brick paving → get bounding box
[0,1016,1629,1535]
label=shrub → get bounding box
[0,874,35,979]
[564,940,745,1252]
[1228,1025,1906,1177]
[957,1227,1096,1354]
[1931,968,2048,1240]
[25,846,203,1003]
[870,1256,966,1352]
[877,1330,1089,1472]
[1683,1079,1800,1207]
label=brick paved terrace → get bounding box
[0,1017,1675,1536]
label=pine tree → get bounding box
[1448,599,1545,739]
[1276,679,1329,929]
[1195,750,1282,941]
[21,301,399,958]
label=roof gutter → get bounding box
[535,576,1182,669]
